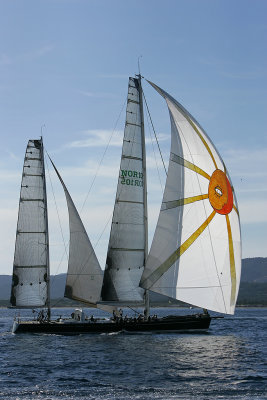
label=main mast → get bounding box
[137,74,150,318]
[41,138,51,320]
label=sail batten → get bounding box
[140,81,241,315]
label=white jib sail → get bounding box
[101,77,146,302]
[11,139,49,308]
[50,158,103,305]
[140,81,241,315]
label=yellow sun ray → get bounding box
[163,194,209,210]
[189,119,218,169]
[180,114,218,170]
[171,153,211,180]
[225,214,236,305]
[141,210,217,289]
[233,204,239,216]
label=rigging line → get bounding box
[64,81,144,298]
[127,305,143,316]
[80,97,127,214]
[65,97,130,295]
[44,152,69,281]
[46,99,127,301]
[51,87,136,295]
[49,152,109,295]
[144,97,164,195]
[142,89,167,176]
[51,296,67,308]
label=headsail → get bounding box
[101,77,147,302]
[140,81,241,315]
[11,139,49,308]
[49,158,103,305]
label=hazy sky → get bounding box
[0,0,266,275]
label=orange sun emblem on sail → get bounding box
[141,109,240,311]
[208,169,233,215]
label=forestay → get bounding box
[101,77,146,302]
[50,159,103,305]
[140,81,241,315]
[11,139,49,307]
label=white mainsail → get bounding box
[140,81,241,315]
[101,77,147,302]
[11,139,49,308]
[50,158,103,305]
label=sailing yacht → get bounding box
[11,75,241,334]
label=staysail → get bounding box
[11,139,49,308]
[140,81,241,315]
[49,158,103,305]
[101,77,147,302]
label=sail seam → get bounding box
[122,155,142,161]
[20,198,44,202]
[67,273,103,275]
[112,222,144,225]
[117,200,143,204]
[23,174,43,177]
[17,231,45,233]
[110,248,144,252]
[13,265,47,268]
[128,99,139,105]
[126,122,141,127]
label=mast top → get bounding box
[138,55,142,76]
[136,56,144,81]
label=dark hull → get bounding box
[12,314,211,334]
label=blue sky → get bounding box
[0,0,266,275]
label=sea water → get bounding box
[0,307,266,399]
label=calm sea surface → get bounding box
[0,307,266,400]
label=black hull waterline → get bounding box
[12,314,211,334]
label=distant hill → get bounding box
[1,258,266,305]
[241,258,267,282]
